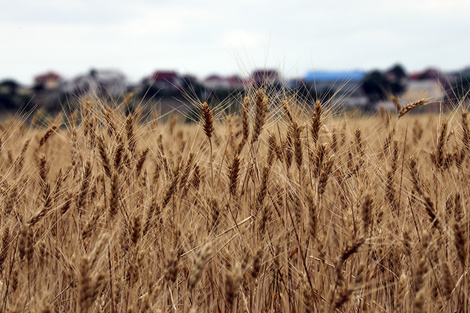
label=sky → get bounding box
[1,0,469,85]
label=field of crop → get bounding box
[0,88,468,312]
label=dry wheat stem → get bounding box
[0,89,466,312]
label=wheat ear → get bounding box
[398,99,427,118]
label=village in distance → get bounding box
[0,64,469,120]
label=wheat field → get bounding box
[0,88,468,312]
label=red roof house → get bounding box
[34,72,62,89]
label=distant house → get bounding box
[403,80,446,103]
[303,70,365,88]
[409,68,444,81]
[251,69,281,86]
[226,75,244,90]
[149,71,182,93]
[62,69,127,98]
[302,70,368,107]
[441,68,470,103]
[404,68,447,103]
[34,72,62,90]
[204,75,230,90]
[203,75,243,90]
[303,70,365,91]
[30,72,65,110]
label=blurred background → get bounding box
[1,0,469,116]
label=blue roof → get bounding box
[304,70,366,82]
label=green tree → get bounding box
[0,79,20,95]
[387,64,407,96]
[387,64,407,80]
[362,70,391,103]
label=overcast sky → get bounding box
[2,0,469,85]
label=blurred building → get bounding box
[34,72,62,90]
[149,71,182,93]
[203,75,243,90]
[301,70,368,107]
[62,69,127,98]
[404,68,447,103]
[250,69,281,86]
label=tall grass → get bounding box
[0,89,467,312]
